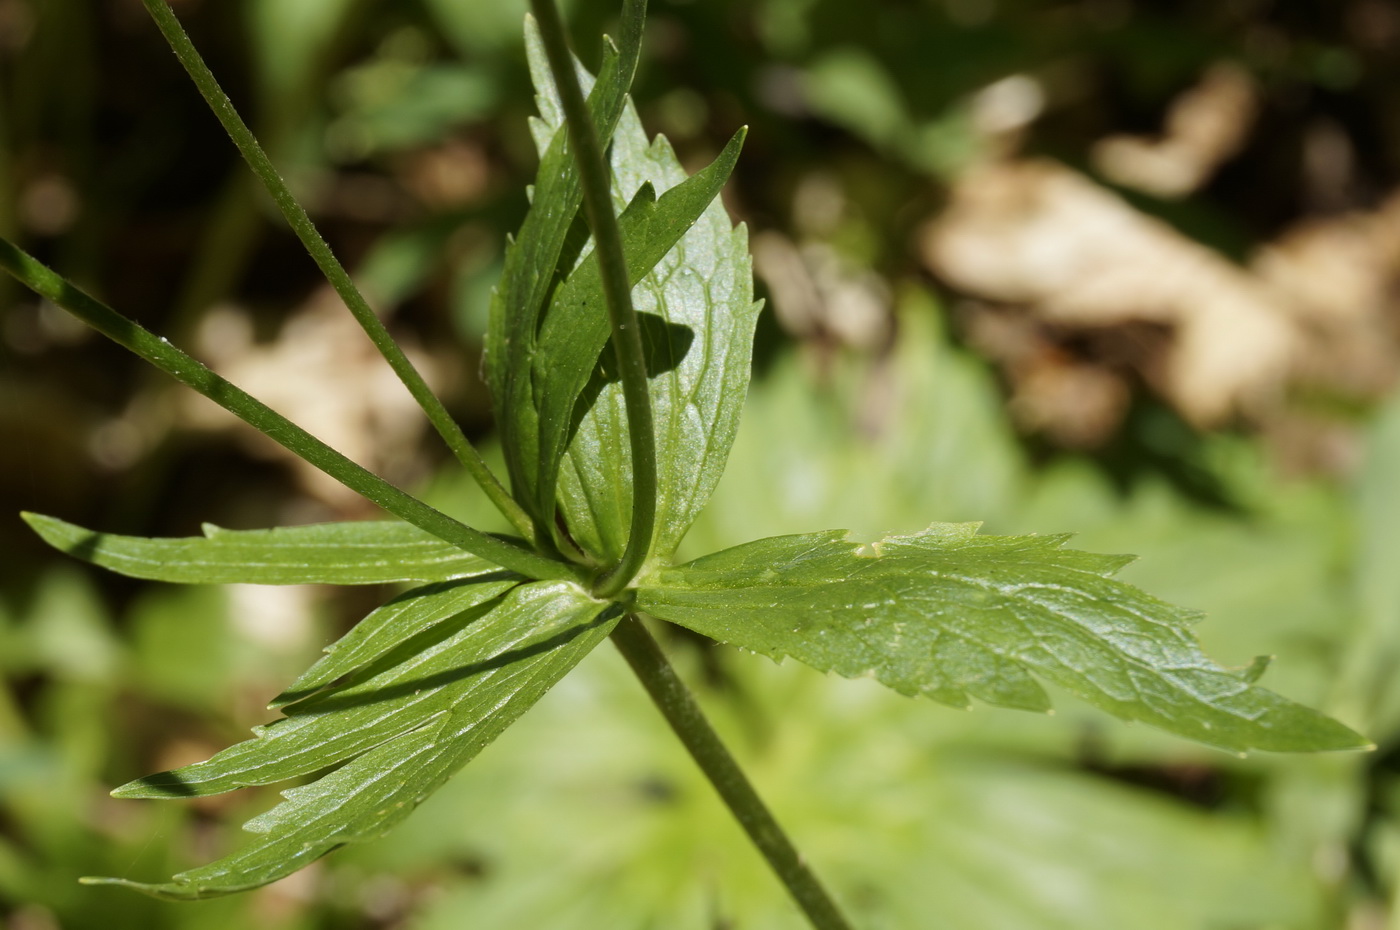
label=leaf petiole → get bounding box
[0,237,576,583]
[138,0,537,544]
[528,0,656,598]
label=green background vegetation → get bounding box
[4,0,1400,926]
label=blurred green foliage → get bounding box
[4,0,1400,926]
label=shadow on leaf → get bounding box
[568,311,694,444]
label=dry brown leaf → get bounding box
[181,287,439,506]
[922,158,1298,427]
[1092,63,1257,199]
[961,303,1137,448]
[752,230,891,350]
[1252,191,1400,396]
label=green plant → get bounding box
[0,1,1371,927]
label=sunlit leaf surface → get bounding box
[639,525,1368,753]
[514,26,761,565]
[22,514,501,585]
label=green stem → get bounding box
[139,0,535,544]
[529,0,655,598]
[527,12,847,922]
[610,616,856,930]
[0,238,575,583]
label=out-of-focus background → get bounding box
[4,0,1400,927]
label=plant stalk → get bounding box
[0,238,575,583]
[529,0,656,598]
[139,0,536,544]
[610,615,856,930]
[528,10,850,921]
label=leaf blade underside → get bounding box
[636,525,1369,754]
[529,79,760,566]
[525,127,747,541]
[87,580,617,899]
[22,513,503,585]
[269,576,521,708]
[488,17,637,534]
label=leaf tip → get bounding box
[1235,654,1273,684]
[21,512,104,558]
[267,686,315,709]
[19,510,63,537]
[112,773,198,800]
[1258,711,1373,754]
[79,875,206,900]
[78,875,147,892]
[1331,729,1378,754]
[78,875,139,893]
[79,875,142,889]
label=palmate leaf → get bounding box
[520,35,761,565]
[18,4,1367,920]
[637,525,1370,753]
[21,513,501,585]
[84,581,618,899]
